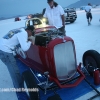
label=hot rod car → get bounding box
[13,18,86,100]
[4,18,100,100]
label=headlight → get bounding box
[42,18,47,23]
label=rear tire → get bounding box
[82,50,100,76]
[22,70,40,100]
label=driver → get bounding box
[0,26,34,100]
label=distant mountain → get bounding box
[67,0,100,8]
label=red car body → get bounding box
[16,25,85,88]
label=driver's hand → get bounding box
[62,23,65,29]
[28,39,34,45]
[28,38,32,42]
[32,42,34,45]
[63,25,65,29]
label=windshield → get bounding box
[35,27,57,35]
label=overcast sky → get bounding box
[0,0,79,18]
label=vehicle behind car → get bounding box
[80,6,86,10]
[64,8,77,23]
[27,13,49,25]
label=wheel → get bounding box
[22,70,40,100]
[82,50,100,76]
[70,20,75,23]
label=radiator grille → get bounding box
[54,41,77,80]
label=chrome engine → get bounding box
[35,29,65,46]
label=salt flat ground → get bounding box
[0,8,100,100]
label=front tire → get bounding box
[22,70,40,100]
[82,50,100,76]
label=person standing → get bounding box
[85,3,92,25]
[44,0,66,35]
[0,26,34,100]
